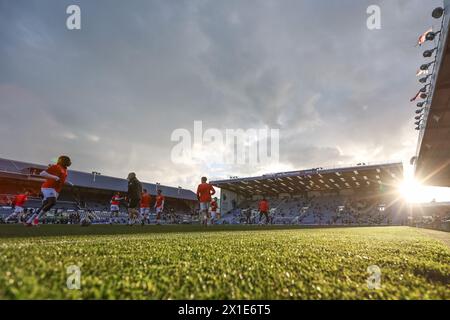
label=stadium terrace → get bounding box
[210,162,405,225]
[0,157,196,201]
[0,157,197,224]
[211,162,403,197]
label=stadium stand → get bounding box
[0,158,408,226]
[0,157,197,224]
[413,0,450,187]
[217,194,400,226]
[407,201,450,231]
[213,162,406,226]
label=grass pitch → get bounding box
[0,225,448,299]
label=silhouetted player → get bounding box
[127,172,142,226]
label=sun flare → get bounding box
[399,177,426,203]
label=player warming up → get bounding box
[196,176,216,226]
[154,189,165,225]
[110,192,123,224]
[5,191,29,223]
[140,189,151,225]
[26,155,72,226]
[127,172,142,226]
[210,197,218,225]
[258,197,270,224]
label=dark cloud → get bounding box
[0,0,443,188]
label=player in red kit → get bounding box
[258,198,270,224]
[197,176,215,226]
[210,197,218,225]
[26,155,72,226]
[110,192,123,224]
[154,189,165,225]
[140,189,151,225]
[5,191,29,223]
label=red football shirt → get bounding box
[14,194,28,207]
[211,200,218,212]
[111,195,121,206]
[197,183,215,203]
[41,164,67,192]
[259,200,269,212]
[155,195,165,208]
[140,193,151,208]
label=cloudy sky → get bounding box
[1,0,449,200]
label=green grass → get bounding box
[0,225,448,299]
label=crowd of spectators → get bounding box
[219,194,397,225]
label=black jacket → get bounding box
[127,177,142,202]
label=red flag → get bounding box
[417,28,433,47]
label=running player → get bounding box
[26,155,72,226]
[127,172,142,226]
[110,192,123,224]
[154,189,165,225]
[210,197,218,225]
[196,176,215,226]
[258,198,270,224]
[140,189,151,225]
[5,191,29,223]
